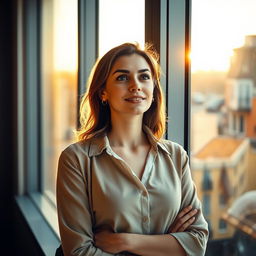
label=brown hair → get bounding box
[76,42,166,140]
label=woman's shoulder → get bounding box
[159,139,189,173]
[159,138,187,156]
[60,138,94,160]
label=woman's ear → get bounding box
[100,89,107,101]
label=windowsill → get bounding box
[15,194,60,256]
[30,191,60,236]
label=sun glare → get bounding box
[191,0,256,72]
[54,0,78,72]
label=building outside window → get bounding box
[191,0,256,254]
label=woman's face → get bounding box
[102,54,154,118]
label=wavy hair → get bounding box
[76,42,166,141]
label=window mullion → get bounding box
[78,0,98,96]
[24,0,41,193]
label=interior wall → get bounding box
[0,0,16,253]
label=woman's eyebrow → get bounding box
[138,68,151,73]
[112,69,129,75]
[112,68,151,75]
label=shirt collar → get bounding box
[142,126,171,155]
[88,125,171,157]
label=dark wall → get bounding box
[0,1,50,254]
[0,0,17,253]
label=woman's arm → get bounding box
[57,147,118,256]
[96,232,185,256]
[95,205,198,255]
[167,145,209,256]
[95,146,208,256]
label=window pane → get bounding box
[41,0,78,202]
[98,0,145,57]
[191,0,256,254]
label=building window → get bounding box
[219,165,232,203]
[201,168,213,191]
[219,219,227,233]
[41,0,78,200]
[233,114,237,132]
[219,194,227,208]
[239,115,244,133]
[203,194,211,216]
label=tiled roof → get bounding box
[195,137,244,159]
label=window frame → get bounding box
[15,0,99,254]
[145,0,191,150]
[160,0,191,151]
[16,0,61,254]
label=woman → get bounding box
[56,42,208,256]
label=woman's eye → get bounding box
[116,74,128,81]
[140,74,150,80]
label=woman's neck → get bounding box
[108,115,148,148]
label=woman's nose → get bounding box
[128,79,141,92]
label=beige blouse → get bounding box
[56,128,208,256]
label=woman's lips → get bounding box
[125,97,146,103]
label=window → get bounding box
[203,194,211,216]
[202,168,213,191]
[41,0,78,201]
[191,0,256,254]
[219,194,227,208]
[233,113,237,132]
[218,219,227,233]
[239,115,244,133]
[15,0,197,254]
[98,0,145,57]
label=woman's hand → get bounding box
[168,205,198,233]
[94,229,127,254]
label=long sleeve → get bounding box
[56,146,117,256]
[169,144,209,256]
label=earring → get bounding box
[102,100,108,106]
[152,97,155,102]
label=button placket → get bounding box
[141,189,150,233]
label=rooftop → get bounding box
[195,137,244,159]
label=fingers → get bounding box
[176,205,193,219]
[169,205,198,233]
[175,214,196,232]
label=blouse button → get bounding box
[142,216,148,222]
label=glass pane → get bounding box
[98,0,145,57]
[41,0,78,202]
[191,1,256,255]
